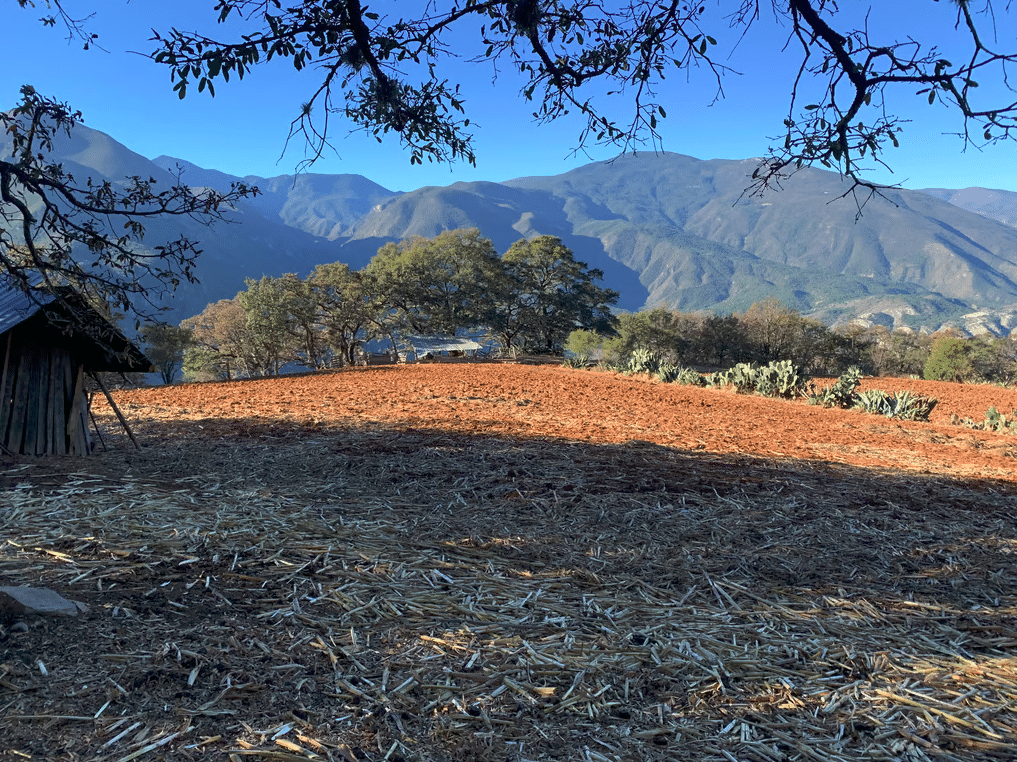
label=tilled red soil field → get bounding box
[110,364,1017,482]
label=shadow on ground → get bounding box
[2,413,1016,761]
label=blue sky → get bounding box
[5,1,1016,193]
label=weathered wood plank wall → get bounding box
[0,326,91,456]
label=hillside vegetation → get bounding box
[8,124,1011,333]
[8,116,1017,333]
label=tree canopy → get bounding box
[176,230,617,378]
[139,322,193,384]
[9,0,1017,350]
[1,3,263,340]
[151,0,1017,193]
[499,235,618,352]
[365,229,503,336]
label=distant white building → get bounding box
[404,335,487,362]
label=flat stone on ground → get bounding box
[0,586,87,618]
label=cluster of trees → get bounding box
[142,267,1017,385]
[142,230,618,381]
[567,299,1017,383]
[922,334,1017,384]
[144,264,1017,387]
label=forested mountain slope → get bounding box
[9,127,1016,332]
[0,124,343,323]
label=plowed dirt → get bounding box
[107,364,1017,482]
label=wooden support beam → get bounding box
[7,341,30,455]
[53,351,69,456]
[88,400,107,452]
[66,366,87,456]
[88,372,141,451]
[24,348,44,455]
[0,332,13,456]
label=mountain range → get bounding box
[6,120,1017,335]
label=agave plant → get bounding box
[657,364,707,385]
[674,367,707,387]
[656,362,680,383]
[853,389,938,421]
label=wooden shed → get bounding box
[0,286,151,456]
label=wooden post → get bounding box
[52,351,68,456]
[7,344,31,454]
[46,347,60,454]
[23,349,46,455]
[88,372,141,450]
[0,332,13,456]
[66,366,87,455]
[87,393,107,452]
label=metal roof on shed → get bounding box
[0,285,56,336]
[406,335,484,353]
[0,283,151,372]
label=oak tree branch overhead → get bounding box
[5,2,259,334]
[1,86,257,328]
[150,0,1017,193]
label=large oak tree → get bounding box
[499,235,618,352]
[365,228,504,336]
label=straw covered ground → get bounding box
[2,363,1017,761]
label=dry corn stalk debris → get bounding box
[1,414,1016,761]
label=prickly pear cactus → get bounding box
[809,366,863,408]
[627,348,660,375]
[764,359,811,399]
[713,362,760,393]
[714,360,809,398]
